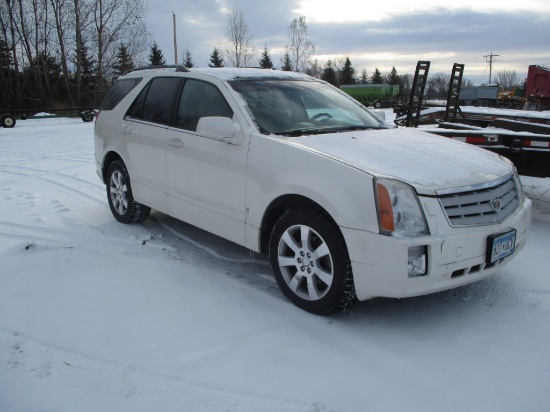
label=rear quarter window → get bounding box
[99,78,142,110]
[126,77,181,125]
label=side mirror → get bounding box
[196,117,242,144]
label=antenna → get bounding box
[484,53,499,83]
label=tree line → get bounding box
[1,0,148,110]
[0,3,524,111]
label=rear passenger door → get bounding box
[123,77,181,211]
[166,78,248,245]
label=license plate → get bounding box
[486,230,517,264]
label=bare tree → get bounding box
[12,0,56,106]
[286,16,314,73]
[224,8,255,67]
[496,70,521,90]
[426,73,450,99]
[49,0,73,105]
[91,0,147,98]
[0,0,22,107]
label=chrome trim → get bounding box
[435,173,514,196]
[437,173,519,228]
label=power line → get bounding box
[484,53,499,83]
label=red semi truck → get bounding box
[525,65,550,110]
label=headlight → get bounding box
[374,178,430,238]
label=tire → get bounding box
[373,100,382,109]
[106,160,151,224]
[81,111,94,122]
[1,114,16,128]
[269,209,357,315]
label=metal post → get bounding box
[173,12,178,65]
[484,53,499,84]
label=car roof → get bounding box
[120,66,314,82]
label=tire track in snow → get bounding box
[141,213,283,300]
[0,165,104,209]
[0,326,331,412]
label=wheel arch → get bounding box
[259,194,347,256]
[101,151,124,184]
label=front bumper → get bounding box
[342,197,532,301]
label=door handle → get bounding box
[167,138,184,147]
[122,124,131,134]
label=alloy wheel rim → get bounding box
[277,224,333,301]
[109,170,128,215]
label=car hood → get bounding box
[286,128,513,195]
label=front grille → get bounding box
[438,174,519,227]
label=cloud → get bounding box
[145,0,550,82]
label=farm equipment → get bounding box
[340,83,399,108]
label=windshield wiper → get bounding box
[273,128,328,137]
[274,125,385,137]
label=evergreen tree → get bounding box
[360,68,368,84]
[281,49,293,71]
[208,47,224,68]
[321,60,337,86]
[258,46,273,69]
[339,57,355,85]
[0,39,15,107]
[148,42,166,66]
[113,44,134,76]
[387,66,399,85]
[182,50,195,68]
[73,41,96,105]
[371,68,383,84]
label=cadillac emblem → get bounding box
[490,196,502,212]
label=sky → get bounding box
[143,0,550,84]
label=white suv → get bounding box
[94,66,532,315]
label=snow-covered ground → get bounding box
[1,115,550,411]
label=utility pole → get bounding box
[173,12,178,65]
[484,53,499,84]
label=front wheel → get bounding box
[269,209,356,315]
[106,160,150,224]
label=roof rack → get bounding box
[122,65,190,75]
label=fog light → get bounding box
[408,246,427,277]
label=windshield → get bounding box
[229,79,384,136]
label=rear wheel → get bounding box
[81,111,94,122]
[106,160,150,224]
[373,100,382,109]
[269,209,356,315]
[1,114,16,128]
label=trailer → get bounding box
[393,61,550,176]
[0,107,97,128]
[394,106,550,127]
[459,84,499,106]
[340,83,399,108]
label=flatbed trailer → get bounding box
[394,106,550,127]
[0,107,97,128]
[423,119,550,177]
